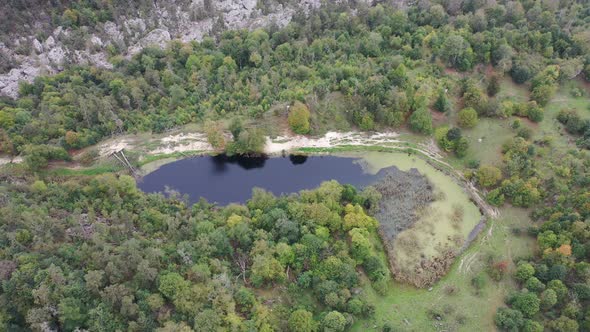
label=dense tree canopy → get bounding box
[0,0,587,160]
[0,0,590,331]
[0,177,385,331]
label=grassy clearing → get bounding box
[496,77,530,102]
[536,79,590,150]
[459,118,516,167]
[444,79,531,168]
[47,165,121,176]
[296,144,416,155]
[138,150,205,166]
[352,206,535,332]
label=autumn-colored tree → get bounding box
[476,165,502,188]
[556,244,572,256]
[64,131,80,148]
[343,204,378,231]
[288,101,311,134]
[205,121,226,150]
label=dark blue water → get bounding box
[138,155,381,205]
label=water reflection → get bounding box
[211,154,268,170]
[289,154,308,165]
[139,155,380,205]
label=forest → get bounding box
[0,0,590,331]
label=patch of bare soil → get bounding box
[0,156,22,165]
[265,131,400,153]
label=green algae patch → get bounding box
[138,151,206,175]
[344,151,483,287]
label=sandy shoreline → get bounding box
[97,130,402,157]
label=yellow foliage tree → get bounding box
[288,102,311,134]
[343,204,378,231]
[556,244,572,256]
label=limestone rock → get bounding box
[128,28,171,56]
[0,0,379,99]
[33,39,43,54]
[44,36,55,49]
[0,65,40,98]
[103,21,124,45]
[90,36,103,48]
[123,18,147,38]
[47,46,66,68]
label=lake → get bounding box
[139,151,484,271]
[138,154,383,205]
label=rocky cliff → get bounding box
[0,0,357,99]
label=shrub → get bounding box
[511,64,532,84]
[476,165,502,188]
[531,84,555,106]
[289,309,317,332]
[23,144,71,171]
[495,307,524,331]
[515,262,535,282]
[548,316,579,332]
[205,122,226,150]
[540,289,557,310]
[525,277,545,293]
[471,273,487,293]
[526,102,544,122]
[486,188,505,206]
[466,159,480,169]
[522,319,543,332]
[371,277,389,295]
[226,128,266,155]
[454,137,469,158]
[570,87,583,98]
[488,260,509,281]
[31,180,47,193]
[434,90,452,113]
[487,75,500,96]
[517,127,532,139]
[363,256,387,281]
[458,108,478,128]
[409,108,433,134]
[435,126,453,151]
[79,149,99,166]
[322,311,347,332]
[510,292,540,318]
[557,109,590,135]
[512,119,522,129]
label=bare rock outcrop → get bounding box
[128,28,172,56]
[0,0,384,99]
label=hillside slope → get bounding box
[0,0,378,98]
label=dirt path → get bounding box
[93,130,403,157]
[265,131,400,153]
